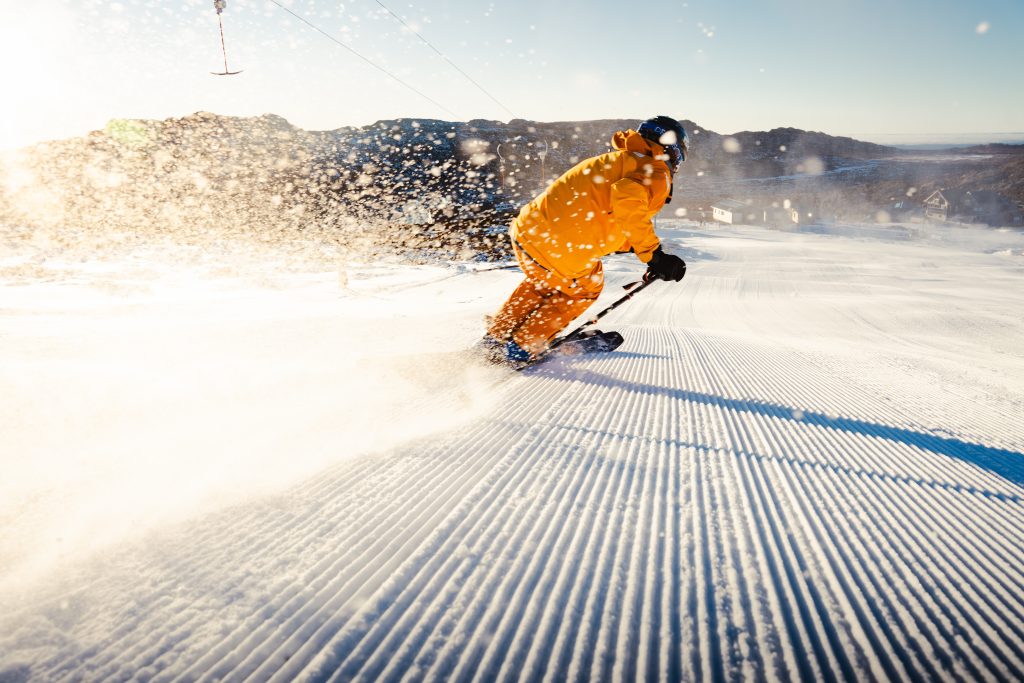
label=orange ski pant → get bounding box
[488,241,604,354]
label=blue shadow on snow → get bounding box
[528,365,1024,490]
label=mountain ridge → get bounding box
[1,112,1019,264]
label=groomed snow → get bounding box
[2,219,1023,681]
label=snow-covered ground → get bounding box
[2,219,1023,681]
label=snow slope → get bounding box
[2,220,1024,681]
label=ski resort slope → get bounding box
[2,220,1024,681]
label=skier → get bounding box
[478,116,689,366]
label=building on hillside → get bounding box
[760,204,800,228]
[922,189,960,221]
[711,199,750,224]
[923,189,1022,226]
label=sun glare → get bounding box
[0,5,80,149]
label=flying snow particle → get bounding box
[470,153,496,167]
[461,138,490,155]
[801,157,825,175]
[104,172,126,188]
[976,21,990,34]
[722,137,741,154]
[674,208,687,217]
[658,130,679,146]
[791,409,805,421]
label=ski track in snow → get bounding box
[2,221,1024,682]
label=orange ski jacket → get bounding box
[510,128,674,281]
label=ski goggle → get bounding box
[664,133,689,171]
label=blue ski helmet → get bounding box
[638,116,689,172]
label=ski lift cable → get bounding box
[373,0,519,120]
[266,0,461,119]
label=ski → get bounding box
[514,330,624,370]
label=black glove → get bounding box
[644,247,687,282]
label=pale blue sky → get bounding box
[2,0,1022,149]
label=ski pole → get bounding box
[549,277,659,351]
[470,262,520,273]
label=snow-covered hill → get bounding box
[2,220,1023,681]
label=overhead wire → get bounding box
[373,0,519,120]
[266,0,461,119]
